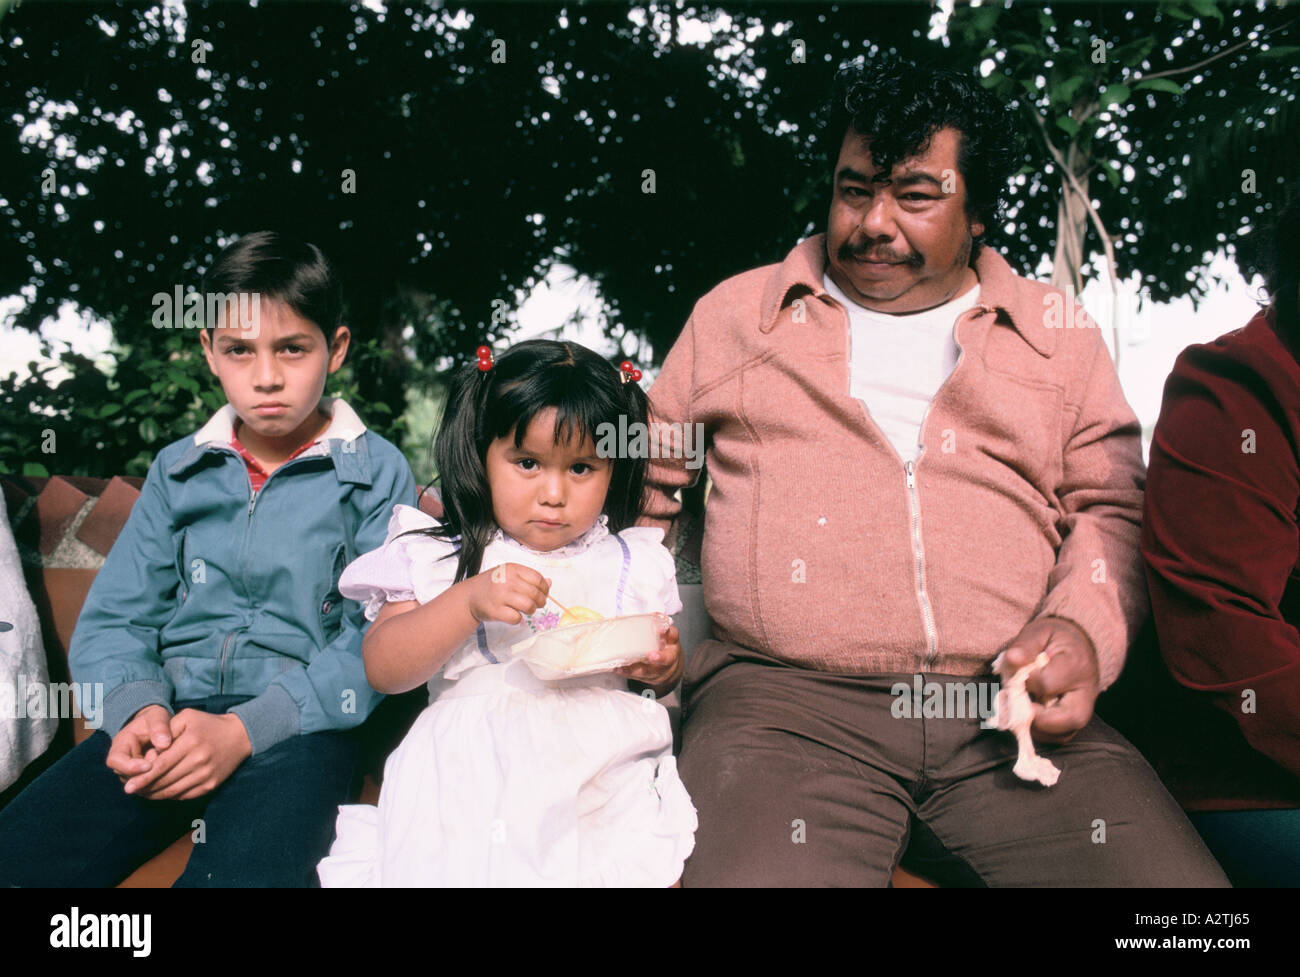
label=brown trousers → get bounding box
[678,640,1230,887]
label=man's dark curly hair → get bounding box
[820,57,1024,257]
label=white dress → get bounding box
[316,504,697,887]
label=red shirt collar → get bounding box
[230,433,319,490]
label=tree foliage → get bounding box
[948,0,1297,304]
[1,0,1295,475]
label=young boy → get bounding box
[0,231,416,886]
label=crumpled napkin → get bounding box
[988,651,1061,787]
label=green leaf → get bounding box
[1000,28,1035,48]
[1100,84,1131,107]
[100,403,122,417]
[1112,37,1157,67]
[1261,46,1300,59]
[1187,0,1224,24]
[1135,78,1185,95]
[967,5,1002,36]
[1055,115,1081,138]
[1009,43,1041,57]
[22,461,50,478]
[1049,75,1087,107]
[1101,159,1122,189]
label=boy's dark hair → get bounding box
[414,339,651,584]
[201,231,343,341]
[820,57,1023,258]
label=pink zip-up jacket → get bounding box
[638,234,1146,689]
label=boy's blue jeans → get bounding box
[0,695,362,887]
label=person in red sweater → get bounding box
[1142,193,1300,886]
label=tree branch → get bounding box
[1031,109,1118,281]
[1131,22,1292,84]
[1031,108,1123,364]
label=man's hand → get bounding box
[996,616,1100,744]
[106,704,174,781]
[617,618,683,695]
[123,709,252,801]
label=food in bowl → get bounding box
[558,605,604,628]
[511,612,666,680]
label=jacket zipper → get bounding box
[903,459,939,670]
[221,485,259,694]
[218,630,236,695]
[219,447,324,694]
[909,310,976,670]
[839,296,980,672]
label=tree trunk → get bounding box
[1049,129,1122,369]
[1051,140,1090,296]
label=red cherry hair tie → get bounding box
[476,345,494,372]
[619,359,643,384]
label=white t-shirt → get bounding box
[823,273,980,462]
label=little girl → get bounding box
[317,340,697,887]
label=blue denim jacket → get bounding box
[69,398,417,755]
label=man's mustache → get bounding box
[838,243,924,267]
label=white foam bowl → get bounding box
[510,613,666,681]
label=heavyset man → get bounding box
[640,59,1228,886]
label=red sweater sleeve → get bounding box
[1141,313,1300,780]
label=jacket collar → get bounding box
[760,233,1057,357]
[166,396,374,484]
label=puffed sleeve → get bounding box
[615,526,683,616]
[339,504,461,621]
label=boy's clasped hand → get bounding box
[107,704,253,801]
